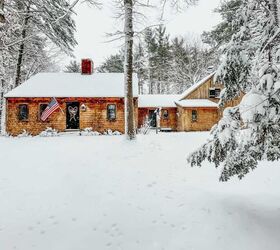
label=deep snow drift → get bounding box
[0,132,280,250]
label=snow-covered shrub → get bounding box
[17,130,32,138]
[112,131,122,136]
[39,127,59,137]
[80,127,101,136]
[103,129,113,135]
[103,129,122,136]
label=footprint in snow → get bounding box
[147,182,157,188]
[48,216,55,220]
[106,242,112,247]
[40,230,45,235]
[71,218,77,222]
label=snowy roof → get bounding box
[4,73,138,98]
[179,72,216,101]
[175,99,218,108]
[138,95,181,108]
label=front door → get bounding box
[148,110,157,128]
[66,102,80,130]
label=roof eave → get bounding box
[179,72,216,101]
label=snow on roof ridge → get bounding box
[179,72,216,101]
[175,99,218,108]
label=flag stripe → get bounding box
[41,98,60,121]
[41,105,59,120]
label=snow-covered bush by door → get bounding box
[79,128,101,136]
[103,129,122,136]
[39,127,59,137]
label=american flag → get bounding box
[41,97,60,121]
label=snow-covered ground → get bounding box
[0,132,280,250]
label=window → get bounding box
[215,88,221,98]
[192,110,198,122]
[39,104,48,121]
[209,88,221,98]
[162,109,169,120]
[18,104,29,121]
[107,104,116,121]
[209,88,216,98]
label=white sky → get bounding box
[68,0,222,67]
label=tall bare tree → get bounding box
[124,0,136,139]
[120,0,198,139]
[0,0,4,23]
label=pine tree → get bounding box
[64,60,81,73]
[202,0,242,49]
[153,25,172,94]
[98,53,124,73]
[0,0,4,23]
[134,43,147,94]
[188,0,280,181]
[143,27,158,94]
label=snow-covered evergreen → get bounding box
[188,0,280,181]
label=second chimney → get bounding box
[81,59,93,75]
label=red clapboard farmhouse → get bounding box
[4,59,242,136]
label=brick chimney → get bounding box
[81,59,93,75]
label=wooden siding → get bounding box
[185,77,223,103]
[138,108,177,131]
[6,97,138,136]
[179,75,244,131]
[183,75,244,107]
[177,106,219,132]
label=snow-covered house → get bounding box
[4,60,242,136]
[4,59,138,135]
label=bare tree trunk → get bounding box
[0,79,5,135]
[0,0,5,133]
[271,0,279,26]
[124,0,136,140]
[14,4,30,87]
[0,0,4,23]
